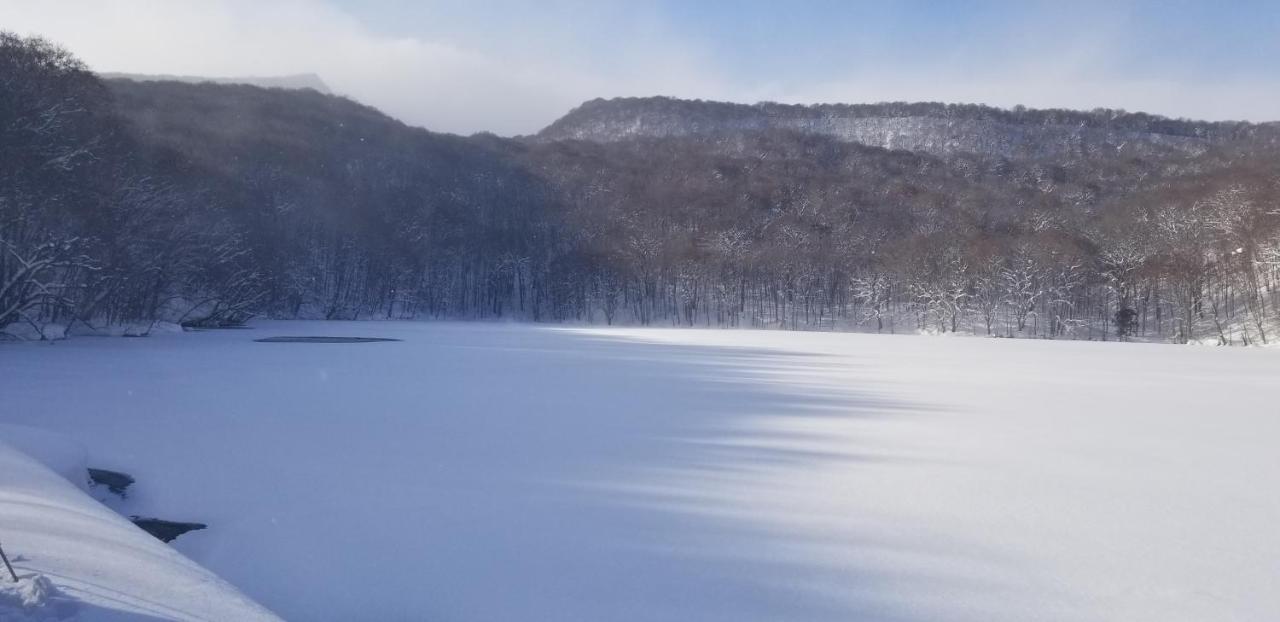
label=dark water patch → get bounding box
[130,517,207,543]
[87,468,135,497]
[254,336,401,343]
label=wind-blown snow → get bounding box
[1,322,1277,621]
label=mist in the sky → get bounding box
[2,0,1277,135]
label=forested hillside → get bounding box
[4,33,1279,343]
[539,96,1280,160]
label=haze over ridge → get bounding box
[3,0,1278,135]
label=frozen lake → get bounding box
[2,322,1278,621]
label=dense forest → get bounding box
[4,33,1279,343]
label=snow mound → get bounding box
[0,430,280,621]
[0,573,62,613]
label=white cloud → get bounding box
[0,0,730,135]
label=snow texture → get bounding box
[0,574,59,618]
[1,321,1278,621]
[0,426,279,621]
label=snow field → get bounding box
[1,322,1277,620]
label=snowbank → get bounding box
[3,321,187,341]
[0,428,279,621]
[65,321,185,338]
[0,323,66,342]
[0,573,60,613]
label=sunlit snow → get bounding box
[2,322,1277,621]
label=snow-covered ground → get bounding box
[0,424,278,621]
[1,322,1277,621]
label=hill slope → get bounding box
[3,30,1278,344]
[102,71,331,93]
[538,96,1277,160]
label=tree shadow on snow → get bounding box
[483,328,980,622]
[0,321,1005,621]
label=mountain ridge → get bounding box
[5,26,1278,344]
[537,96,1277,160]
[102,71,332,94]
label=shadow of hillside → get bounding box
[1,321,989,621]
[486,328,958,622]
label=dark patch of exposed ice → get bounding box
[130,517,207,543]
[87,468,135,497]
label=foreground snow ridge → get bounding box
[1,322,1278,621]
[0,426,279,621]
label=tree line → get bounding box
[3,33,1278,343]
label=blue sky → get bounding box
[336,0,1280,84]
[5,0,1278,134]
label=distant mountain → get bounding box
[7,26,1279,342]
[102,72,331,94]
[538,96,1276,160]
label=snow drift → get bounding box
[0,425,278,621]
